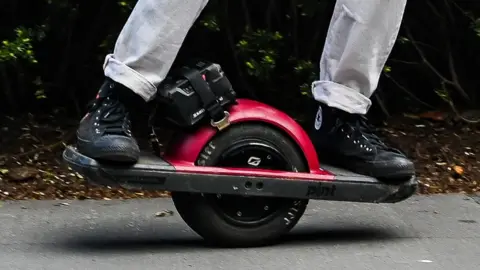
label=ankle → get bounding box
[106,78,152,129]
[101,78,142,105]
[316,104,359,129]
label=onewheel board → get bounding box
[63,146,417,203]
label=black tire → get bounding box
[171,123,309,247]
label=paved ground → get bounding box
[1,194,479,270]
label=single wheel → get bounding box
[171,123,309,247]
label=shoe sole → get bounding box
[318,153,415,180]
[94,152,139,164]
[77,138,140,164]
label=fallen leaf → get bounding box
[418,111,448,121]
[8,167,37,182]
[403,113,420,119]
[155,210,174,217]
[0,168,8,174]
[54,202,70,206]
[453,165,464,177]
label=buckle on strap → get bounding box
[210,111,230,131]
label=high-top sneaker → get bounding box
[76,78,142,163]
[311,104,415,179]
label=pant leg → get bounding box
[103,0,209,101]
[312,0,407,115]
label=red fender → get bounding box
[165,98,324,174]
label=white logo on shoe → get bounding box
[314,106,323,130]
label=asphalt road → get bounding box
[1,194,479,270]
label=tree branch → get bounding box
[384,74,435,109]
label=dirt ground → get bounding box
[0,111,478,201]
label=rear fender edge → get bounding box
[164,98,324,174]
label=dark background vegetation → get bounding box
[0,0,479,200]
[1,0,480,118]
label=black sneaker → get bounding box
[76,78,141,163]
[311,105,415,179]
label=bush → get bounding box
[1,0,479,121]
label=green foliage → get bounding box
[237,29,283,78]
[0,28,39,64]
[0,0,479,117]
[200,15,221,32]
[293,60,315,97]
[117,0,134,12]
[472,18,480,37]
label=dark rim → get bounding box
[204,138,297,228]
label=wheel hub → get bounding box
[206,139,295,227]
[216,141,291,170]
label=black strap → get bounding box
[179,67,226,123]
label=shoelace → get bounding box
[86,95,132,136]
[333,113,402,154]
[355,115,403,154]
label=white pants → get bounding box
[104,0,407,115]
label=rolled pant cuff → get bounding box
[311,80,372,115]
[103,54,157,102]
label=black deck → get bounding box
[320,164,378,181]
[63,146,417,203]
